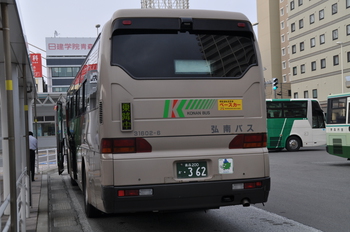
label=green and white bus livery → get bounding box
[266,99,326,151]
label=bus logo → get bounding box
[163,99,216,118]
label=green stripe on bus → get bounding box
[163,100,170,118]
[191,100,198,109]
[208,99,216,109]
[177,100,187,117]
[186,100,193,110]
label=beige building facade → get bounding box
[257,0,350,108]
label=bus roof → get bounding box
[266,98,318,102]
[111,9,249,22]
[327,92,350,98]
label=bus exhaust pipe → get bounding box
[242,199,250,207]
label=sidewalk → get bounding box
[27,171,49,232]
[26,173,44,232]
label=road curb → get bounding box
[36,174,48,232]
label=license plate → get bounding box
[176,161,208,178]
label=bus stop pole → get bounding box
[1,3,18,231]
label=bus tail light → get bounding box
[229,133,267,149]
[118,189,153,197]
[232,182,262,190]
[101,138,152,154]
[244,182,262,189]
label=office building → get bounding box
[257,0,350,108]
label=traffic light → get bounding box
[272,78,278,90]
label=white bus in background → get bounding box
[266,99,326,151]
[56,8,270,217]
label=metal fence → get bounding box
[0,169,29,232]
[37,148,58,173]
[0,148,58,231]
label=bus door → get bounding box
[311,101,326,146]
[56,101,65,175]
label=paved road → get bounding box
[48,173,321,232]
[45,146,350,232]
[256,146,350,232]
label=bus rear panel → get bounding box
[63,9,270,216]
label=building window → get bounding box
[304,91,309,98]
[312,89,318,98]
[319,9,324,20]
[283,74,287,82]
[294,92,298,98]
[347,51,350,62]
[332,3,337,15]
[347,24,350,35]
[310,37,316,47]
[52,87,69,92]
[298,0,303,6]
[301,64,305,73]
[292,45,297,54]
[281,34,285,43]
[35,115,55,137]
[300,42,305,51]
[333,55,339,66]
[291,23,296,32]
[332,29,338,40]
[282,61,287,69]
[321,58,326,69]
[281,21,285,29]
[52,67,80,77]
[280,8,284,16]
[320,34,325,44]
[282,47,286,56]
[291,1,295,10]
[347,0,350,8]
[299,19,304,29]
[311,61,316,71]
[310,14,315,24]
[293,66,297,75]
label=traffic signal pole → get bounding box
[272,78,279,99]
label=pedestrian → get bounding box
[29,131,38,181]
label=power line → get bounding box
[28,43,46,53]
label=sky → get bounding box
[17,0,257,56]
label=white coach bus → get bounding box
[56,9,270,217]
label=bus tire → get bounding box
[70,175,78,186]
[83,169,101,218]
[286,136,301,151]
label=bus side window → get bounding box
[268,110,282,118]
[312,110,325,128]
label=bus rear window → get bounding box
[111,32,257,79]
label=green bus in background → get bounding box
[266,99,326,151]
[326,93,350,159]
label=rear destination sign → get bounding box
[163,99,242,118]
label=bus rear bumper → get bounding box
[101,177,270,214]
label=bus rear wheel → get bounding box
[286,136,301,151]
[83,169,101,218]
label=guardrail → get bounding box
[0,169,29,232]
[0,148,58,232]
[37,148,57,172]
